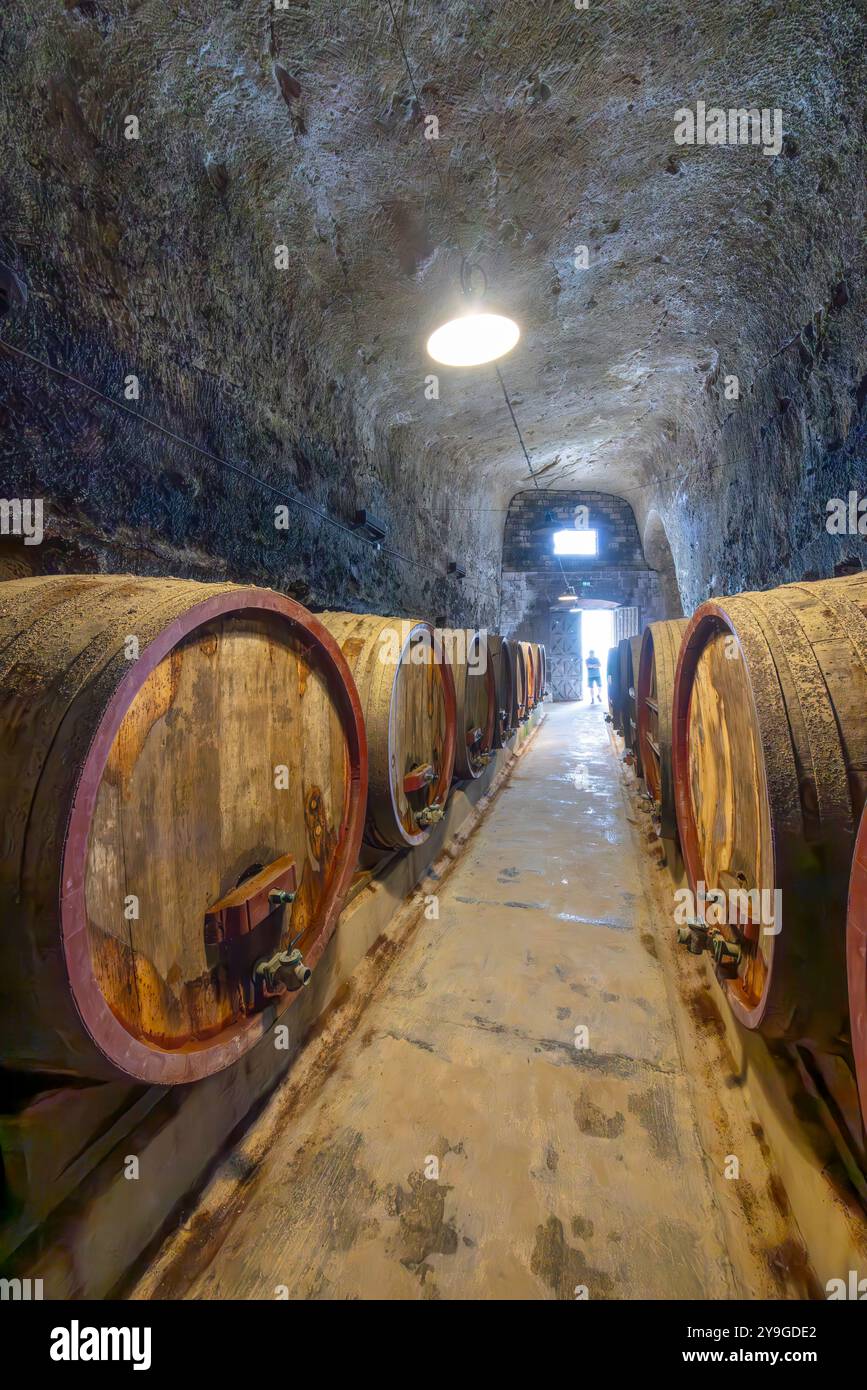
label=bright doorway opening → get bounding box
[580,609,615,703]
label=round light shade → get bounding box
[426,311,520,367]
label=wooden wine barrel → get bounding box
[447,629,497,779]
[848,803,867,1133]
[618,636,643,771]
[531,642,546,703]
[509,639,528,722]
[488,634,515,747]
[320,612,456,848]
[637,619,689,847]
[538,644,547,700]
[673,573,867,1042]
[0,576,367,1084]
[520,641,537,711]
[606,646,622,730]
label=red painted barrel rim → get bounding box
[671,603,776,1031]
[848,807,867,1133]
[60,588,368,1085]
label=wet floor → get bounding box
[133,701,800,1300]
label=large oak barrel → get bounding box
[637,619,689,847]
[618,636,643,771]
[531,642,546,703]
[320,612,456,848]
[849,803,867,1133]
[519,641,537,711]
[0,576,367,1084]
[509,639,528,722]
[447,629,497,779]
[488,634,515,747]
[528,642,539,705]
[673,574,867,1042]
[606,646,622,729]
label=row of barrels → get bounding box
[608,574,867,1135]
[0,576,545,1087]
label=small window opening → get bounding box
[553,528,598,557]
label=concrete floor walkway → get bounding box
[134,702,793,1300]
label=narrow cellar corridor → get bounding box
[131,704,805,1302]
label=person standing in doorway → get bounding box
[586,649,602,704]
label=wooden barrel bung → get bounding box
[488,634,515,746]
[673,573,867,1042]
[0,576,367,1084]
[320,612,457,848]
[637,619,689,849]
[848,803,867,1133]
[447,629,497,779]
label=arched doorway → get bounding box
[548,598,618,702]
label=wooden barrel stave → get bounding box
[0,576,367,1084]
[320,612,456,849]
[673,574,867,1042]
[637,619,689,846]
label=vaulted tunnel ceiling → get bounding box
[1,0,864,617]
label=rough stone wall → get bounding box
[500,490,667,639]
[0,0,501,627]
[648,281,867,611]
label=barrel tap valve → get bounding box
[676,920,741,975]
[676,919,709,955]
[710,933,742,975]
[253,945,312,996]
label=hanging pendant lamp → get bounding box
[426,259,520,368]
